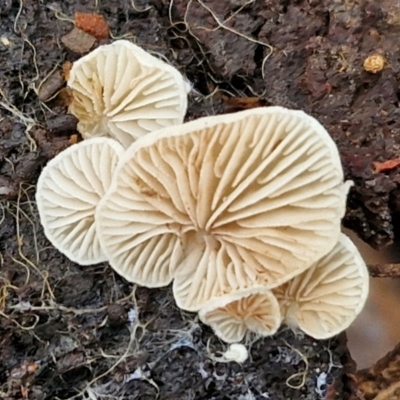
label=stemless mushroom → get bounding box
[222,344,249,363]
[199,286,281,343]
[274,233,369,339]
[36,138,124,265]
[96,106,351,310]
[68,40,190,148]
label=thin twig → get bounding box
[367,263,400,278]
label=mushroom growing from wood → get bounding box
[199,286,281,343]
[36,137,124,265]
[95,106,351,311]
[68,40,189,148]
[273,233,369,339]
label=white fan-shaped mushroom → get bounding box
[274,233,369,339]
[36,138,124,265]
[68,40,189,148]
[96,106,351,310]
[199,286,281,343]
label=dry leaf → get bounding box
[373,159,400,173]
[75,12,109,39]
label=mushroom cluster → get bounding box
[36,40,369,344]
[37,40,189,264]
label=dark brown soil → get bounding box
[1,0,399,399]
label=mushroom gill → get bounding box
[96,107,351,310]
[68,40,189,148]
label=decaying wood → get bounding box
[348,342,400,400]
[367,263,400,278]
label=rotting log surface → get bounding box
[348,343,400,400]
[0,0,399,399]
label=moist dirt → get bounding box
[1,0,399,399]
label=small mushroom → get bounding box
[68,40,189,148]
[199,286,281,343]
[222,343,249,363]
[274,233,369,339]
[96,106,351,310]
[36,138,124,264]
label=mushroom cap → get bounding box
[274,233,369,339]
[68,40,189,148]
[96,106,350,309]
[198,286,281,343]
[36,137,124,265]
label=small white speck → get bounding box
[1,37,11,46]
[170,338,195,350]
[125,367,150,383]
[128,308,137,325]
[197,362,209,379]
[315,371,328,396]
[15,301,31,310]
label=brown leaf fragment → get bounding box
[46,114,78,135]
[32,128,70,160]
[38,70,64,102]
[324,377,339,400]
[75,12,109,40]
[69,133,80,145]
[61,27,96,55]
[57,351,86,374]
[373,159,400,173]
[222,96,267,113]
[62,61,73,81]
[367,263,400,277]
[53,87,73,108]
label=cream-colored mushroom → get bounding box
[95,106,351,310]
[199,286,281,343]
[36,137,124,265]
[222,344,249,363]
[68,40,189,148]
[274,233,369,339]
